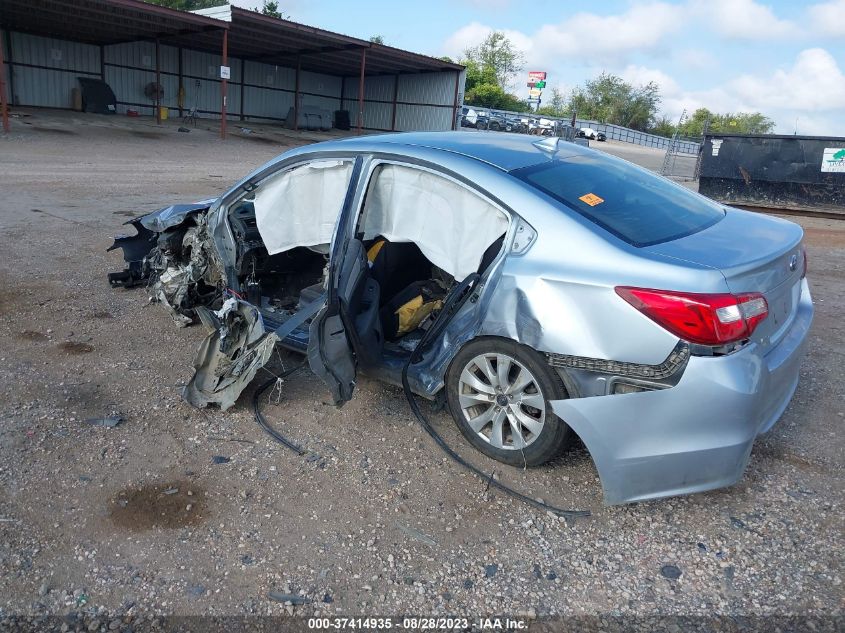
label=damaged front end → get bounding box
[183,298,278,411]
[108,200,225,326]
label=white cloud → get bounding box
[621,65,681,95]
[690,0,799,40]
[809,0,845,36]
[601,49,845,135]
[729,48,845,111]
[531,2,685,65]
[675,48,718,72]
[442,21,533,59]
[443,3,685,67]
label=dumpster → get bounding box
[698,133,845,214]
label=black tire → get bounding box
[445,337,572,467]
[490,121,500,131]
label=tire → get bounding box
[490,122,500,131]
[445,338,572,467]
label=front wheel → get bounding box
[445,338,572,467]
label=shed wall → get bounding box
[4,30,462,131]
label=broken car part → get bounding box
[108,132,812,506]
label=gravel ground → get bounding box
[0,110,842,631]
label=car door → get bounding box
[182,156,364,411]
[306,156,367,406]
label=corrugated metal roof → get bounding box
[0,0,463,77]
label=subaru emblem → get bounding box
[789,254,798,272]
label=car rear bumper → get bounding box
[551,279,813,505]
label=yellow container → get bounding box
[158,106,169,120]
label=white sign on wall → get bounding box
[821,148,845,173]
[711,139,724,156]
[220,65,231,80]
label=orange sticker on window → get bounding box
[579,193,605,206]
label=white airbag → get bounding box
[362,165,509,280]
[254,160,353,255]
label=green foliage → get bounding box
[649,115,676,137]
[369,35,386,45]
[143,0,226,10]
[677,108,775,136]
[462,31,524,88]
[260,1,285,18]
[465,83,528,111]
[536,87,566,117]
[567,72,661,131]
[460,32,526,111]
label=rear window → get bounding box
[513,155,725,247]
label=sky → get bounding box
[230,0,845,136]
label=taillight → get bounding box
[801,246,808,279]
[615,287,769,346]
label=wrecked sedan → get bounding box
[109,132,812,505]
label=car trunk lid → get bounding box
[644,209,805,350]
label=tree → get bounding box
[649,114,676,137]
[369,35,386,45]
[537,87,566,117]
[464,83,527,111]
[462,31,524,90]
[566,72,662,131]
[143,0,226,10]
[678,108,775,137]
[260,1,285,18]
[460,32,526,111]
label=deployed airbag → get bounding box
[254,160,353,256]
[362,164,509,280]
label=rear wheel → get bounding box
[446,338,572,467]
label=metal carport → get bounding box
[0,0,465,137]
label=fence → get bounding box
[480,107,702,155]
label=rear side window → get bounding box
[513,155,725,247]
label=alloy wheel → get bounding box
[457,353,546,450]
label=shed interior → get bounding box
[0,0,465,136]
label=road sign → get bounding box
[528,88,542,97]
[528,71,546,81]
[527,81,536,88]
[534,80,546,89]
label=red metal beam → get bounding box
[220,27,228,139]
[154,36,161,124]
[391,73,398,131]
[293,55,300,131]
[451,70,459,131]
[0,29,9,134]
[357,47,366,135]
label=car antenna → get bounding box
[533,136,560,154]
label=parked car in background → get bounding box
[529,118,556,136]
[504,115,528,134]
[108,132,812,506]
[460,106,478,128]
[474,110,505,131]
[578,127,601,140]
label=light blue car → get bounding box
[109,132,812,505]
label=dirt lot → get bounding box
[0,110,842,629]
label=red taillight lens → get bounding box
[615,287,769,346]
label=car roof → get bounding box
[300,131,592,171]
